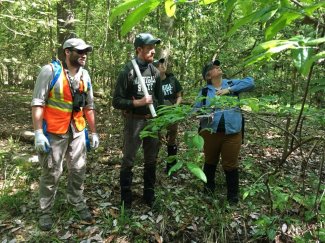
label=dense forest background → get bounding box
[0,0,324,242]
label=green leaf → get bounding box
[120,0,161,36]
[259,8,278,23]
[303,2,325,16]
[291,47,313,74]
[199,0,218,5]
[168,161,183,175]
[224,0,237,20]
[267,229,276,240]
[301,51,325,76]
[306,37,325,46]
[227,6,278,37]
[265,11,302,40]
[192,134,204,150]
[187,163,206,182]
[243,191,250,200]
[238,0,253,16]
[109,0,147,23]
[311,78,325,85]
[165,0,176,17]
[310,85,325,93]
[244,39,299,65]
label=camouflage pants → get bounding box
[38,129,87,213]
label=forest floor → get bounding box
[0,86,324,243]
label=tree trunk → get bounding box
[57,0,76,61]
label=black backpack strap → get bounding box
[201,87,208,106]
[227,80,240,97]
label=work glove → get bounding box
[34,129,50,153]
[91,133,99,149]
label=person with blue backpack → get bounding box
[31,38,99,231]
[194,59,254,205]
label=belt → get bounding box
[123,111,152,120]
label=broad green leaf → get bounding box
[187,163,206,183]
[227,6,278,37]
[238,0,253,16]
[301,51,325,76]
[291,47,313,74]
[168,161,183,176]
[199,0,218,4]
[251,40,295,54]
[109,0,147,23]
[224,0,237,20]
[244,52,272,66]
[192,134,204,150]
[280,0,290,8]
[311,78,325,85]
[245,39,300,65]
[265,11,302,40]
[304,2,325,16]
[306,37,325,46]
[310,85,325,93]
[165,0,176,17]
[265,43,297,54]
[259,8,278,23]
[121,0,161,36]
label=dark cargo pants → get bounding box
[120,116,159,206]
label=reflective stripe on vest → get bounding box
[44,66,88,134]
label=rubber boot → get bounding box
[225,169,239,205]
[120,168,133,209]
[166,145,177,174]
[143,165,156,207]
[203,163,217,193]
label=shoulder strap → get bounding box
[201,87,208,106]
[49,59,62,90]
[226,80,239,98]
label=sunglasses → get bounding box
[70,48,89,55]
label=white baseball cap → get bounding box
[63,38,93,52]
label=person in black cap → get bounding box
[153,58,183,174]
[112,33,164,209]
[194,59,254,204]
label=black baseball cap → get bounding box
[153,58,165,67]
[202,59,221,80]
[134,33,161,49]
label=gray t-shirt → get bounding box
[31,64,94,109]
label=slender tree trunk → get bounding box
[84,2,90,40]
[57,0,76,61]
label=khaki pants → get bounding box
[199,130,242,171]
[38,129,87,213]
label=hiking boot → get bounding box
[120,169,133,209]
[225,169,239,205]
[143,165,156,207]
[78,208,93,222]
[39,214,53,231]
[203,163,217,193]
